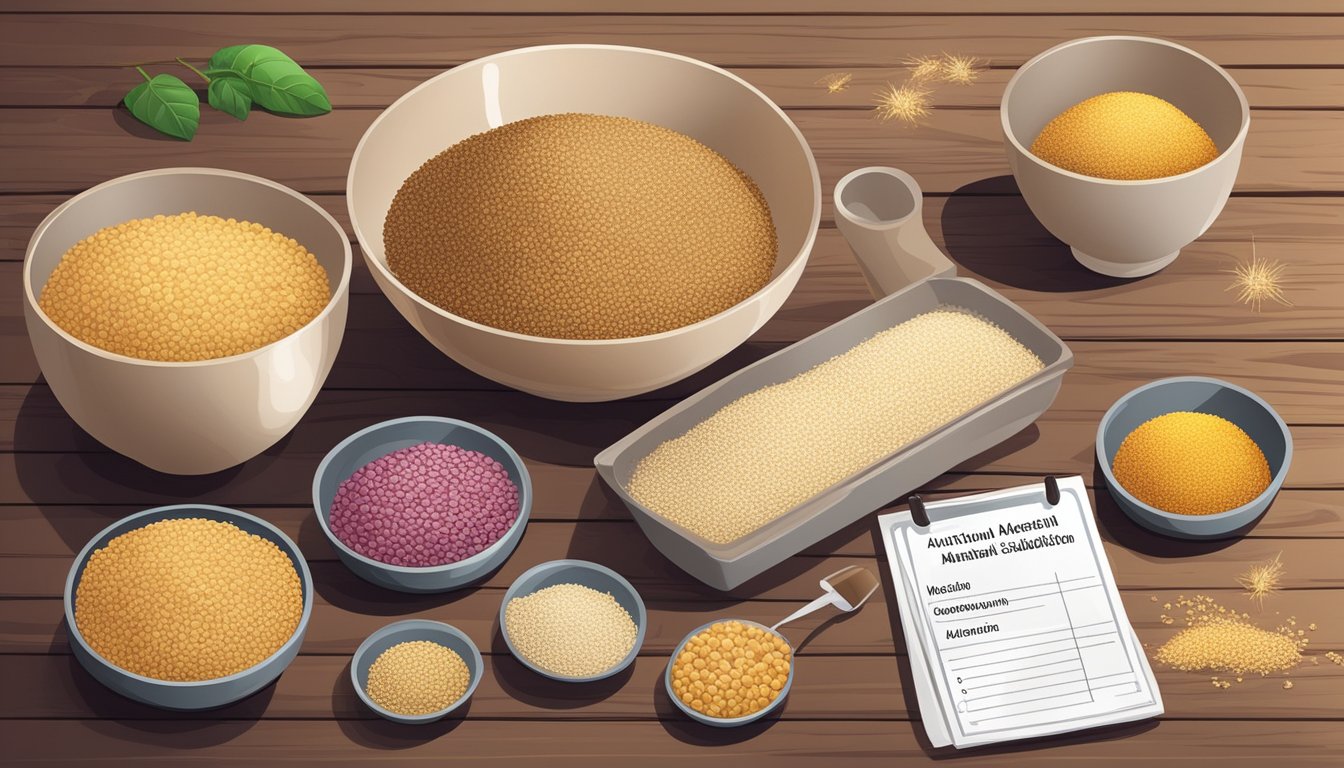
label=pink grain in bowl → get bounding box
[328,442,520,567]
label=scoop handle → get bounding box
[771,593,840,632]
[833,166,956,299]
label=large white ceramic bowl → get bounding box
[1001,36,1250,278]
[347,45,820,402]
[23,168,351,475]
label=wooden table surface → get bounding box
[2,2,1341,765]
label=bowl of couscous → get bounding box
[665,619,794,727]
[499,559,646,683]
[1097,377,1292,539]
[23,167,352,475]
[63,505,313,711]
[351,620,484,724]
[1001,36,1250,277]
[313,416,532,593]
[347,44,820,402]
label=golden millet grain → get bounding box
[670,621,792,719]
[504,583,638,678]
[384,113,777,340]
[365,640,471,716]
[629,309,1044,544]
[1112,411,1270,516]
[74,518,303,681]
[1156,616,1301,676]
[1030,91,1219,180]
[39,212,330,362]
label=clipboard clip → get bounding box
[905,475,1061,529]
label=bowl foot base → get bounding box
[1071,247,1179,278]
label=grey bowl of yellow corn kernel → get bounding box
[666,618,795,727]
[63,504,313,711]
[351,620,483,724]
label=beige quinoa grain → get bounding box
[39,212,330,362]
[74,518,303,681]
[628,309,1044,544]
[365,640,471,716]
[384,113,777,340]
[505,583,638,678]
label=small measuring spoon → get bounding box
[771,565,880,631]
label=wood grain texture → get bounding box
[9,2,1344,13]
[3,67,1342,110]
[2,108,1341,195]
[3,720,1343,767]
[3,15,1344,67]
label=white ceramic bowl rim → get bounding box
[351,619,483,722]
[1096,375,1293,523]
[665,618,795,725]
[62,504,315,687]
[312,416,533,575]
[1000,36,1252,187]
[346,43,822,347]
[499,558,647,682]
[23,167,354,369]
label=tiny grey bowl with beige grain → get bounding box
[23,168,352,475]
[1001,36,1250,278]
[499,559,646,683]
[347,44,820,402]
[351,619,484,724]
[597,167,1073,590]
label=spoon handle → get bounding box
[771,593,838,632]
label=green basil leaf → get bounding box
[205,44,331,116]
[207,76,252,120]
[123,73,200,140]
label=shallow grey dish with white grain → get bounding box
[351,620,483,724]
[595,276,1073,591]
[64,505,313,711]
[499,559,647,683]
[1096,376,1292,539]
[313,416,532,593]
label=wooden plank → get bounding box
[8,2,1344,14]
[3,587,1336,657]
[2,15,1343,68]
[4,530,1341,600]
[3,67,1342,110]
[2,650,1339,722]
[1,109,1340,195]
[2,719,1342,767]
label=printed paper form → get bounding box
[880,476,1162,748]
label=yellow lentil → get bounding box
[1030,91,1219,180]
[670,621,792,719]
[365,640,471,716]
[39,212,329,362]
[74,518,303,681]
[1112,411,1270,516]
[384,113,776,340]
[628,309,1044,544]
[504,583,638,678]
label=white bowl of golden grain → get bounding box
[347,45,821,402]
[1002,36,1250,278]
[23,168,351,475]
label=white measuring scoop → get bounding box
[771,565,880,631]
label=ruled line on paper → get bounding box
[933,603,1044,624]
[1055,571,1094,703]
[974,698,1095,723]
[965,676,1089,705]
[1076,638,1118,650]
[925,575,1095,605]
[964,666,1083,693]
[969,688,1091,713]
[941,625,1074,651]
[950,646,1078,672]
[945,635,1075,663]
[959,657,1082,682]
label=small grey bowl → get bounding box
[351,620,483,724]
[313,416,532,593]
[1097,376,1292,539]
[63,505,313,711]
[665,619,794,727]
[499,559,647,682]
